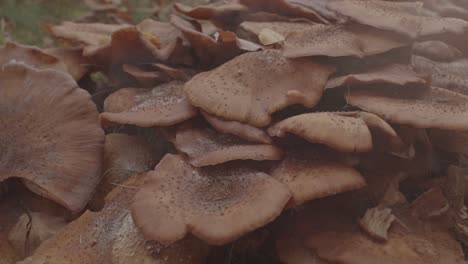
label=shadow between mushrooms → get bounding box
[131,154,291,245]
[100,81,197,128]
[0,62,104,212]
[174,122,282,167]
[184,50,335,127]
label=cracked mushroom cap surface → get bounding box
[100,81,197,127]
[184,50,335,127]
[174,122,282,167]
[268,112,373,152]
[0,62,104,212]
[21,174,210,264]
[325,64,427,89]
[131,154,291,245]
[283,23,407,58]
[325,0,468,39]
[347,86,468,130]
[271,147,366,207]
[201,111,272,144]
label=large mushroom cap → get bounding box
[271,147,366,207]
[0,62,104,212]
[174,122,282,167]
[268,112,373,152]
[21,174,210,264]
[131,154,291,245]
[283,23,407,58]
[100,81,197,127]
[347,86,468,130]
[184,50,335,127]
[326,0,468,38]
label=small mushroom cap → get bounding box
[49,21,129,56]
[100,81,197,127]
[174,122,283,167]
[21,174,211,264]
[8,213,66,258]
[271,147,366,207]
[123,64,168,87]
[44,47,89,81]
[201,111,272,144]
[411,55,468,95]
[358,206,396,242]
[325,64,427,89]
[131,154,291,245]
[347,86,468,130]
[283,23,407,58]
[412,41,463,62]
[184,50,335,127]
[0,62,104,212]
[268,112,373,152]
[326,0,468,38]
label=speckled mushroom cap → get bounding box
[271,147,366,207]
[201,111,272,144]
[411,55,468,95]
[325,0,468,38]
[184,50,335,127]
[49,21,129,56]
[131,154,291,245]
[268,112,373,152]
[347,86,468,130]
[100,81,197,127]
[412,41,463,62]
[174,122,282,167]
[283,23,407,58]
[239,0,329,23]
[325,64,427,89]
[20,174,211,264]
[0,62,104,212]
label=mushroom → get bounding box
[409,187,450,219]
[270,147,366,207]
[325,64,427,90]
[325,0,468,39]
[347,86,468,130]
[283,23,407,59]
[412,41,463,62]
[239,21,315,40]
[131,154,291,245]
[268,112,373,152]
[90,133,164,209]
[20,174,211,264]
[174,122,282,167]
[122,64,169,88]
[173,2,249,27]
[100,81,197,128]
[184,50,335,127]
[0,62,104,212]
[358,206,396,242]
[201,111,272,144]
[411,55,468,95]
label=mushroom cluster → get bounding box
[2,0,468,263]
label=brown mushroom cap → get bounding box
[49,21,129,56]
[122,64,168,87]
[325,64,427,89]
[271,147,366,207]
[174,122,283,167]
[283,23,407,58]
[43,47,90,81]
[21,174,210,264]
[0,62,104,212]
[239,21,315,37]
[411,55,468,95]
[184,50,335,127]
[268,112,373,152]
[131,154,291,245]
[347,86,468,130]
[201,111,272,144]
[326,0,468,38]
[170,15,261,67]
[100,81,197,127]
[412,41,463,62]
[174,2,249,27]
